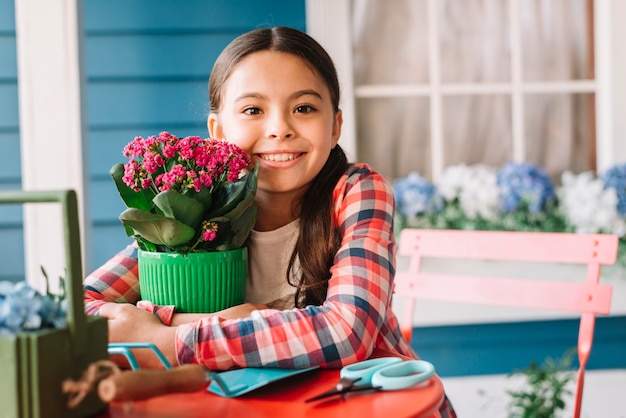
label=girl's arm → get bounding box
[174,165,410,370]
[169,303,268,326]
[83,244,175,325]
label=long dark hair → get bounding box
[209,27,350,306]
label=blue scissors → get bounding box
[305,357,435,402]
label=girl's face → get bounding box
[208,50,342,197]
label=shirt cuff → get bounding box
[136,300,175,326]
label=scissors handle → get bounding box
[341,357,402,386]
[371,360,435,391]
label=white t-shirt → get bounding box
[245,219,300,310]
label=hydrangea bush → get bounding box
[0,279,67,335]
[392,161,626,264]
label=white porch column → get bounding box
[14,0,89,289]
[595,0,626,170]
[306,0,357,162]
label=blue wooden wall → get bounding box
[0,0,23,282]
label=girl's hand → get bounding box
[99,303,178,368]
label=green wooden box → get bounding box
[0,190,109,418]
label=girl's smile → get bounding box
[258,152,302,163]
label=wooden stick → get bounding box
[98,364,207,402]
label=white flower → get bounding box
[558,171,626,236]
[437,164,499,220]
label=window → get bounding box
[307,0,624,182]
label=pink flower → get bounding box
[201,221,218,242]
[163,144,177,159]
[118,132,254,245]
[141,178,153,189]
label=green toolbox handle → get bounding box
[0,189,87,355]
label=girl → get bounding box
[84,26,455,415]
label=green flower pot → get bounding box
[138,248,248,313]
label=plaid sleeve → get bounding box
[175,164,415,370]
[83,243,175,324]
[83,244,141,316]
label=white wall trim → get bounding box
[595,0,613,172]
[15,0,89,288]
[306,0,357,162]
[605,0,626,167]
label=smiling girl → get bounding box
[84,26,455,416]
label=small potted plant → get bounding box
[0,189,109,418]
[110,131,258,313]
[506,349,575,418]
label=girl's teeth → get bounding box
[261,153,298,162]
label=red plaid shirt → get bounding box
[84,163,416,369]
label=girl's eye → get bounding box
[295,105,315,114]
[243,107,261,116]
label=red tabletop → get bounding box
[98,349,445,418]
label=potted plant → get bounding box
[110,131,259,313]
[0,189,109,418]
[506,349,575,418]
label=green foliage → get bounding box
[396,198,626,268]
[396,198,570,233]
[507,349,576,418]
[111,159,259,255]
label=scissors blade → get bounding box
[305,377,364,402]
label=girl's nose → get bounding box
[266,113,294,141]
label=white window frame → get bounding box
[306,0,626,178]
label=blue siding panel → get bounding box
[91,224,133,268]
[89,178,128,223]
[0,36,17,78]
[411,316,626,377]
[85,33,234,79]
[84,0,305,32]
[0,0,15,31]
[0,198,22,225]
[0,132,20,180]
[87,80,210,127]
[0,228,24,282]
[0,84,19,128]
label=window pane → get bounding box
[352,0,429,85]
[522,0,592,81]
[356,97,431,181]
[441,95,512,168]
[439,0,511,83]
[524,93,593,177]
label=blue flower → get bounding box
[392,172,443,217]
[0,280,67,334]
[497,162,556,213]
[602,162,626,217]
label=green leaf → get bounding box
[153,190,205,229]
[110,163,155,212]
[228,202,259,249]
[191,187,213,210]
[134,235,158,252]
[208,164,259,218]
[119,208,196,248]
